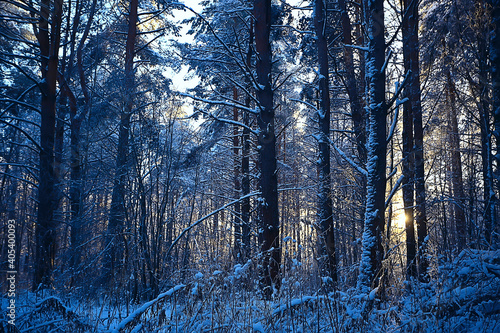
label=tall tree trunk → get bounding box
[66,0,96,285]
[107,0,138,281]
[339,0,366,165]
[58,79,82,283]
[478,94,495,247]
[357,0,386,292]
[402,0,425,279]
[232,87,242,261]
[314,0,337,285]
[476,31,496,247]
[446,72,467,251]
[135,153,154,299]
[340,0,366,269]
[490,0,500,244]
[401,85,416,279]
[34,0,63,290]
[240,22,253,261]
[254,0,280,298]
[402,0,428,280]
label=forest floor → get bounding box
[2,249,500,332]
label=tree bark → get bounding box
[357,0,386,292]
[314,0,337,285]
[254,0,280,298]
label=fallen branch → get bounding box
[113,284,186,333]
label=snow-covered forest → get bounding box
[1,0,500,331]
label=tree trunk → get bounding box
[314,0,337,285]
[34,0,63,291]
[240,21,253,262]
[478,94,496,247]
[402,0,425,279]
[107,0,138,281]
[446,72,467,251]
[357,0,386,292]
[493,0,500,187]
[401,87,416,279]
[403,0,428,280]
[488,0,500,244]
[232,87,242,261]
[476,32,496,247]
[254,0,280,298]
[490,0,500,244]
[57,78,82,284]
[65,0,95,282]
[339,0,366,165]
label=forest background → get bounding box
[0,0,500,331]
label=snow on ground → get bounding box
[2,250,499,332]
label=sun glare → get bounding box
[391,210,406,230]
[397,212,406,229]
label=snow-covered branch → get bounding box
[175,3,261,97]
[386,71,411,111]
[0,98,40,113]
[166,192,261,257]
[272,25,314,35]
[113,285,186,333]
[180,92,258,116]
[0,119,42,152]
[225,75,261,107]
[196,107,258,135]
[386,101,401,144]
[290,98,319,112]
[343,44,369,52]
[0,171,38,187]
[327,137,368,177]
[385,174,404,209]
[381,48,393,73]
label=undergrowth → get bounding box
[1,250,499,332]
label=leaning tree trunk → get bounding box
[357,0,386,292]
[254,0,280,298]
[34,0,63,291]
[107,0,138,282]
[314,0,337,285]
